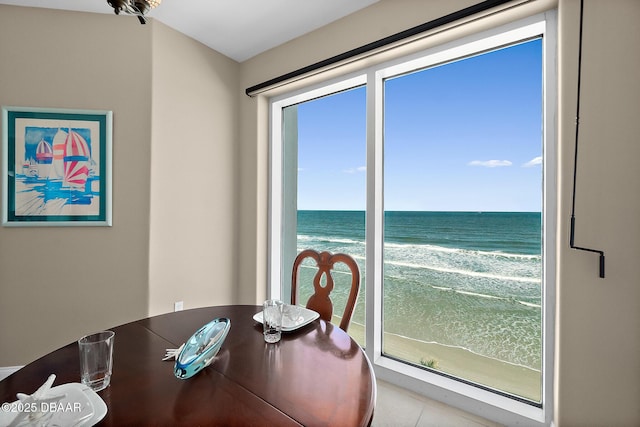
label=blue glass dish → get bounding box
[174,317,231,379]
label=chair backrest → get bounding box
[291,249,360,332]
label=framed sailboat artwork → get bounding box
[2,106,112,226]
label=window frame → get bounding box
[268,11,556,425]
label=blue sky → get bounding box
[296,38,542,212]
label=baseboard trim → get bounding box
[0,366,23,381]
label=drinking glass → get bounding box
[284,304,303,326]
[263,300,284,343]
[78,331,115,392]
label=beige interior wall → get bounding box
[556,0,640,425]
[148,23,240,315]
[238,0,640,425]
[0,6,241,366]
[0,6,152,365]
[237,94,269,304]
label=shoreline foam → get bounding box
[344,319,541,403]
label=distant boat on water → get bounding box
[22,158,38,177]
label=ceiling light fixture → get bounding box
[107,0,161,25]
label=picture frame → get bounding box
[2,106,112,226]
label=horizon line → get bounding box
[297,209,542,213]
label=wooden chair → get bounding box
[291,249,361,332]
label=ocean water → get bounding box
[296,210,542,370]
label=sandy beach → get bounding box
[344,319,541,403]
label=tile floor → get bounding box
[372,380,503,427]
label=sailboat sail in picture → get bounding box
[35,139,53,178]
[63,129,90,190]
[52,128,68,179]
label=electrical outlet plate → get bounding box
[174,301,184,312]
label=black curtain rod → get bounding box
[245,0,514,96]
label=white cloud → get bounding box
[343,166,367,174]
[468,160,512,168]
[522,156,542,167]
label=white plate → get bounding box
[0,382,107,426]
[254,305,320,332]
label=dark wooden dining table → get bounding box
[0,305,376,426]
